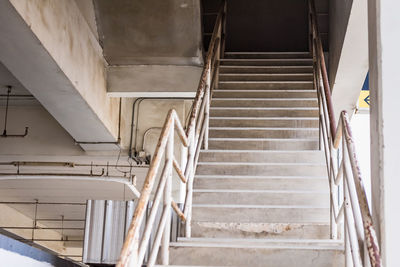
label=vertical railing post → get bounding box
[185,127,195,237]
[161,122,174,265]
[203,69,211,150]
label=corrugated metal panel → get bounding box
[83,200,105,263]
[83,200,135,265]
[102,201,127,264]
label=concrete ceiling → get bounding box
[94,0,203,66]
[0,178,138,237]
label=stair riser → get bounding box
[170,247,343,267]
[219,74,313,81]
[220,59,313,66]
[209,129,319,139]
[193,192,329,206]
[224,52,311,59]
[211,99,317,108]
[199,151,324,163]
[209,118,319,128]
[218,81,314,90]
[213,90,317,98]
[196,164,326,176]
[192,206,330,223]
[194,177,328,191]
[210,108,319,117]
[208,139,319,150]
[219,66,313,74]
[191,222,330,239]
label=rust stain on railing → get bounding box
[342,111,382,267]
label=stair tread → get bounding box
[198,162,324,166]
[212,97,317,100]
[220,59,313,61]
[171,240,343,250]
[213,89,317,92]
[193,204,328,208]
[210,107,318,110]
[208,137,318,141]
[177,237,341,244]
[195,174,326,179]
[209,126,319,130]
[193,189,327,193]
[209,116,318,120]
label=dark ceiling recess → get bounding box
[201,0,329,52]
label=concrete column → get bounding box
[368,0,400,265]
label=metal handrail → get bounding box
[116,1,227,266]
[309,0,382,266]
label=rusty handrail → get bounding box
[186,0,226,136]
[308,0,337,143]
[341,111,382,267]
[309,0,382,265]
[116,1,227,266]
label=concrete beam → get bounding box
[107,65,202,97]
[329,0,369,119]
[0,0,120,151]
[93,0,203,66]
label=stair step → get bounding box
[177,237,341,247]
[210,107,319,117]
[219,73,313,81]
[194,175,328,191]
[212,89,317,98]
[220,59,313,66]
[219,65,313,74]
[192,189,328,206]
[199,150,325,163]
[191,222,330,239]
[209,117,319,128]
[208,138,319,150]
[196,162,326,176]
[169,242,343,267]
[208,127,319,139]
[224,52,311,59]
[192,204,330,223]
[218,81,314,90]
[211,98,317,108]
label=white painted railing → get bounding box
[309,0,382,266]
[116,1,226,266]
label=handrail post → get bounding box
[161,121,174,265]
[203,70,211,150]
[185,127,195,238]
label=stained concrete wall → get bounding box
[94,0,203,65]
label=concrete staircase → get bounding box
[165,52,344,266]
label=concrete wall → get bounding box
[329,0,369,119]
[94,0,203,65]
[328,0,353,86]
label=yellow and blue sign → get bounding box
[358,73,370,108]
